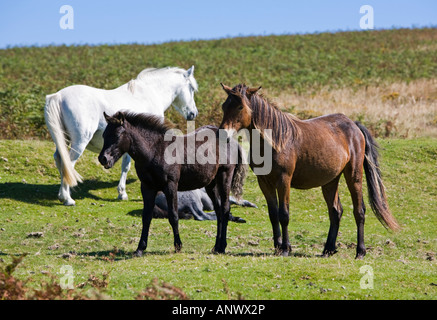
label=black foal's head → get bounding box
[99,112,130,169]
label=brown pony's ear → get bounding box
[220,83,233,94]
[246,86,262,97]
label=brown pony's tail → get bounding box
[230,143,248,201]
[355,122,401,231]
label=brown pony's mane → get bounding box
[122,112,174,135]
[234,84,298,152]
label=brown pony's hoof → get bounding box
[275,246,291,257]
[174,244,182,253]
[355,252,366,260]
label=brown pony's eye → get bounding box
[238,105,243,110]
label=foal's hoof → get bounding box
[133,250,143,257]
[322,249,338,258]
[174,244,183,253]
[211,247,226,254]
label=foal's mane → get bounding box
[123,112,174,135]
[235,84,298,152]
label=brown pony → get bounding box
[219,83,400,259]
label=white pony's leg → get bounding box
[54,150,71,204]
[60,140,89,206]
[117,153,131,200]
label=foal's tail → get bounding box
[230,143,248,201]
[355,122,400,231]
[44,93,82,187]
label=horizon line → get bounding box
[1,25,435,50]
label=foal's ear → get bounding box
[220,83,233,94]
[104,112,124,125]
[103,112,113,123]
[114,112,125,126]
[246,86,262,97]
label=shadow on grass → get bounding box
[74,248,175,261]
[0,178,137,207]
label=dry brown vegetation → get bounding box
[273,79,437,138]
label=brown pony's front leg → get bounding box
[276,174,292,256]
[164,182,182,252]
[257,176,282,252]
[134,183,157,257]
[321,176,343,257]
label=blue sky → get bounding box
[0,0,436,48]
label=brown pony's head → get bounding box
[219,83,261,140]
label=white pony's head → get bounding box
[135,66,199,120]
[171,65,198,120]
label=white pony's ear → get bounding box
[185,65,194,78]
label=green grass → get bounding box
[0,27,436,300]
[1,28,436,139]
[0,138,436,300]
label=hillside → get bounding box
[0,28,436,139]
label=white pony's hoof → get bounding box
[118,193,128,201]
[63,199,76,206]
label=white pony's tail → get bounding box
[44,93,82,187]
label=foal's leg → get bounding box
[216,169,233,253]
[257,176,281,251]
[344,163,367,259]
[135,183,157,257]
[117,153,131,200]
[206,177,229,254]
[321,176,343,256]
[164,182,182,252]
[205,182,223,253]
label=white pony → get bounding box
[44,66,198,206]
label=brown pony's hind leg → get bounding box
[344,162,367,259]
[257,176,281,253]
[321,176,343,257]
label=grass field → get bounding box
[0,27,436,300]
[0,138,436,300]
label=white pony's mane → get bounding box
[127,67,198,95]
